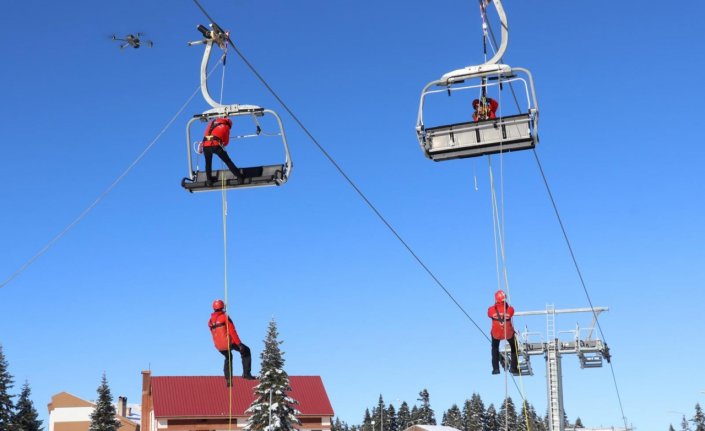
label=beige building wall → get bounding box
[48,391,138,431]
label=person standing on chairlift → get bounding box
[208,299,256,386]
[201,117,241,186]
[472,97,499,121]
[488,289,519,375]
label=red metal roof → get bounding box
[151,376,334,418]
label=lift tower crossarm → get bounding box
[514,306,608,317]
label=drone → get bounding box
[111,33,153,49]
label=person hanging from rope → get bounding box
[208,299,256,386]
[472,97,499,121]
[488,290,519,375]
[200,116,241,186]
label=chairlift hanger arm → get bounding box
[484,0,509,66]
[188,23,230,109]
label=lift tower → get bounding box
[504,305,611,431]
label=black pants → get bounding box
[219,342,252,383]
[204,145,240,181]
[492,336,519,372]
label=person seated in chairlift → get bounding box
[472,97,499,121]
[199,117,241,186]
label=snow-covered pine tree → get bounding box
[332,417,349,431]
[371,395,385,431]
[362,408,373,431]
[12,381,43,431]
[88,373,121,431]
[682,414,693,431]
[441,404,462,429]
[0,345,15,431]
[416,389,436,425]
[245,319,301,431]
[397,402,411,429]
[385,403,398,431]
[694,403,705,431]
[462,393,486,431]
[497,397,518,430]
[485,404,499,431]
[410,406,419,425]
[528,403,546,431]
[518,400,544,431]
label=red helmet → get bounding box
[212,299,225,311]
[495,290,506,303]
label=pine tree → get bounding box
[332,417,349,431]
[497,397,518,430]
[670,425,677,431]
[371,395,385,431]
[681,415,693,431]
[410,406,419,425]
[463,393,485,431]
[416,389,436,425]
[694,403,705,431]
[574,417,584,428]
[245,319,301,431]
[0,345,15,431]
[441,404,462,429]
[385,403,398,431]
[12,381,43,431]
[485,404,499,431]
[397,402,411,429]
[362,409,373,431]
[529,403,546,431]
[88,373,121,431]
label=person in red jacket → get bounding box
[201,117,241,186]
[472,97,499,121]
[488,289,519,375]
[208,299,255,386]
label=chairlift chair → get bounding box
[415,0,539,161]
[180,23,292,193]
[181,105,292,193]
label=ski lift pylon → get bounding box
[415,0,539,161]
[181,23,292,193]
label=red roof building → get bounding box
[141,371,335,431]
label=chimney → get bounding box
[141,370,152,431]
[118,396,127,417]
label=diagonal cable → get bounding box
[191,0,490,339]
[0,60,224,289]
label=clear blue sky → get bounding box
[1,0,704,429]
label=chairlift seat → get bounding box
[421,113,536,161]
[578,354,603,369]
[181,164,287,193]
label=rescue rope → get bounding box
[479,4,533,428]
[215,49,235,431]
[482,8,628,428]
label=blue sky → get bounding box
[1,0,704,429]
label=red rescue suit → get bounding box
[202,118,232,148]
[488,301,515,340]
[472,98,499,121]
[208,310,241,351]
